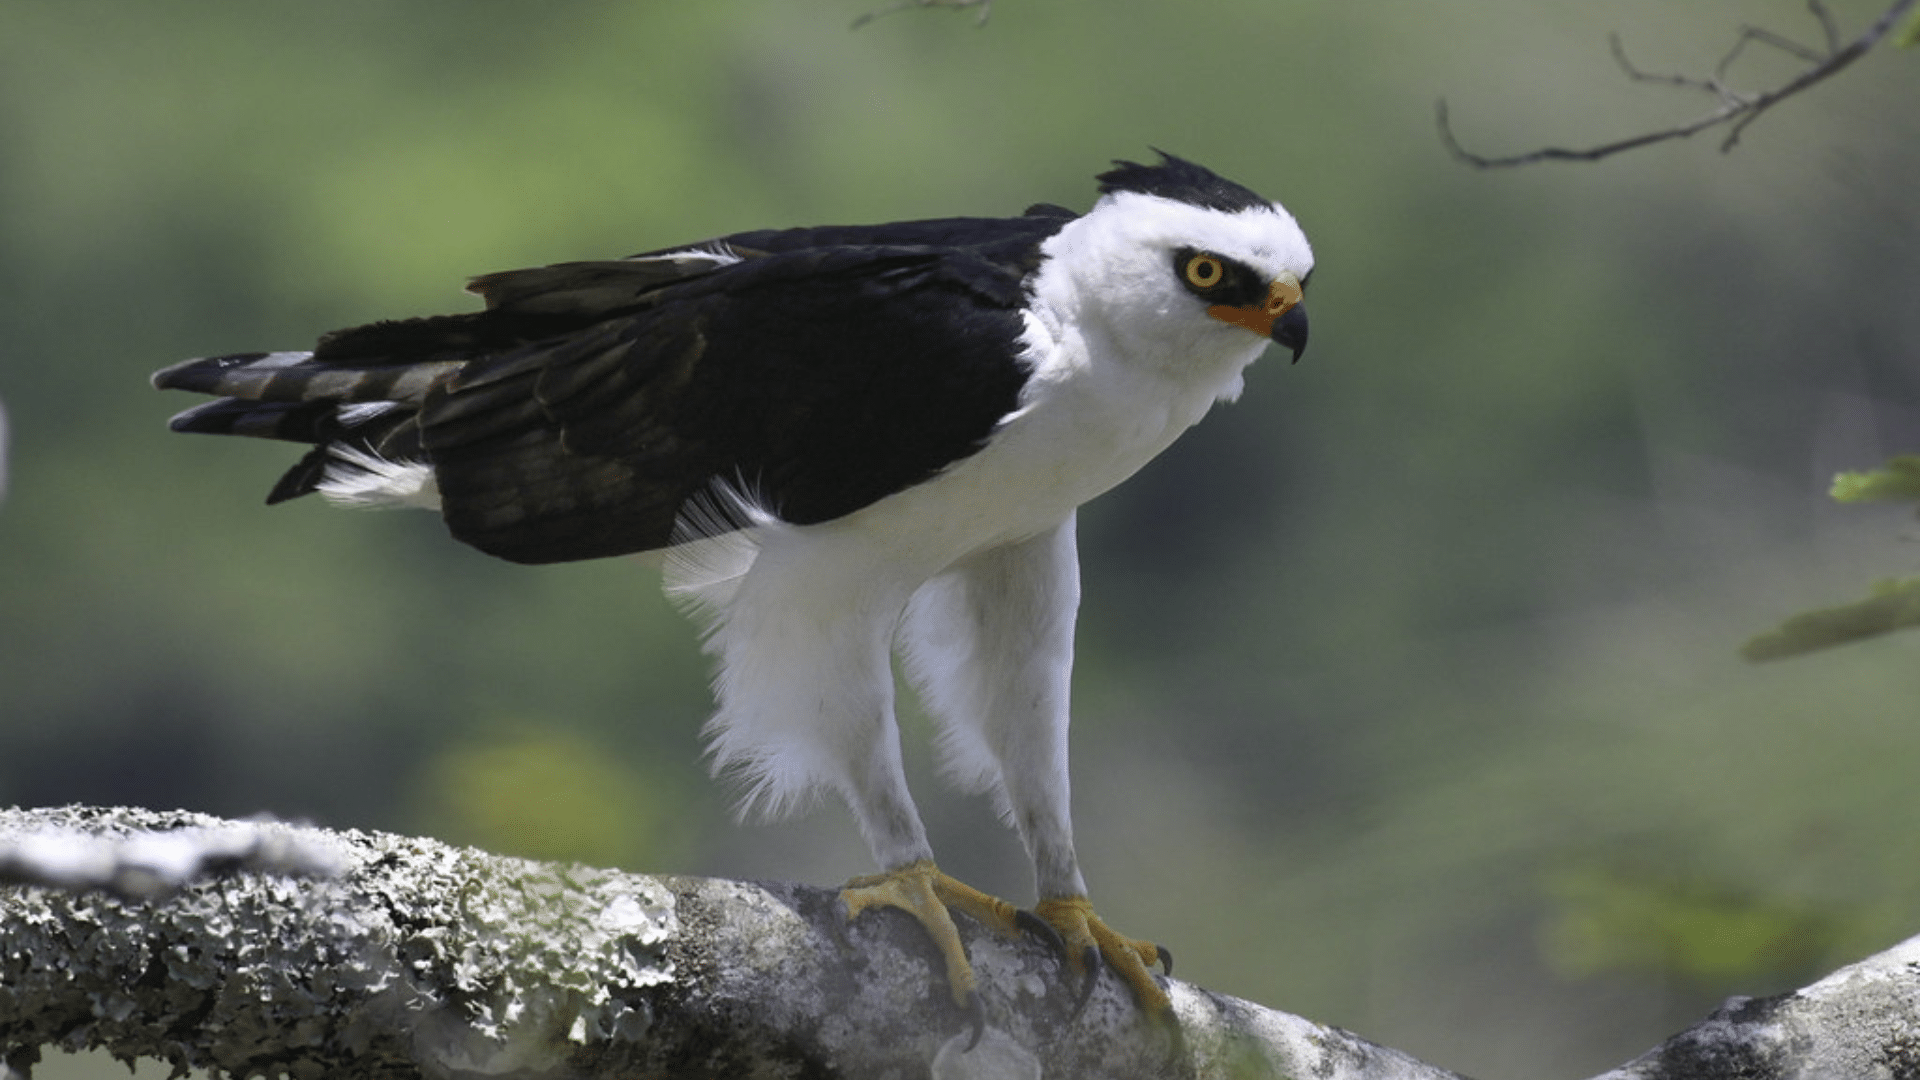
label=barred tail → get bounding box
[152,350,453,508]
[152,350,462,411]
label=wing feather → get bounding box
[425,244,1036,563]
[466,251,747,315]
[156,214,1072,565]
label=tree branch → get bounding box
[0,812,341,900]
[0,806,1459,1080]
[6,806,1920,1079]
[1594,941,1920,1079]
[1438,0,1920,168]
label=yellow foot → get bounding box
[1032,895,1173,1016]
[841,860,1031,1014]
[842,865,1176,1051]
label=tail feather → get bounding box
[266,445,335,505]
[153,350,462,406]
[154,347,455,505]
[152,351,309,393]
[166,397,343,443]
[155,302,626,519]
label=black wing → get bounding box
[426,242,1040,563]
[156,209,1073,565]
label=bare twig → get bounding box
[1439,0,1919,168]
[851,0,991,30]
[1610,32,1736,101]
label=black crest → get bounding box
[1095,151,1271,214]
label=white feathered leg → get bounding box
[902,513,1174,1015]
[671,523,935,871]
[901,515,1088,901]
[675,512,1169,1017]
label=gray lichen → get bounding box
[1,806,675,1080]
[1593,938,1920,1080]
[3,806,1464,1079]
[17,806,1918,1080]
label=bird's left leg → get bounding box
[901,516,1172,1016]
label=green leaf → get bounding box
[1829,455,1920,503]
[1898,2,1920,48]
[1741,577,1920,661]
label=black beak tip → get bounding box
[1272,305,1309,363]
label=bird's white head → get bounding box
[1028,153,1314,399]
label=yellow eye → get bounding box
[1183,253,1225,289]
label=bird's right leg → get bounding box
[901,519,1174,1018]
[834,697,1046,1032]
[686,534,1016,1031]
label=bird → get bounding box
[152,151,1313,1037]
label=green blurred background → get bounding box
[3,2,1917,1076]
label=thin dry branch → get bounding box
[851,0,991,31]
[1438,0,1919,168]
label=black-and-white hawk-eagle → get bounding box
[153,152,1313,1033]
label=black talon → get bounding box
[960,990,985,1052]
[1156,943,1174,976]
[1069,944,1102,1020]
[1014,908,1066,955]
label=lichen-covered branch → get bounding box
[0,806,1456,1080]
[5,806,1920,1080]
[1593,939,1920,1080]
[1438,0,1920,167]
[0,813,342,900]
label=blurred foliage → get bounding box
[413,726,691,870]
[1742,454,1920,659]
[1539,860,1878,986]
[1,2,1917,1078]
[1743,576,1920,660]
[1832,454,1920,502]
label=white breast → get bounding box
[807,309,1263,580]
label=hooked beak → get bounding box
[1207,272,1309,363]
[1272,303,1309,363]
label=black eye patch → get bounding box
[1172,247,1267,308]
